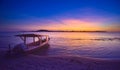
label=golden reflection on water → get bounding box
[51,32,100,46]
[43,32,120,49]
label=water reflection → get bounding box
[0,32,120,59]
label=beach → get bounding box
[0,54,120,70]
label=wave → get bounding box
[72,38,120,41]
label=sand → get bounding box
[0,54,120,70]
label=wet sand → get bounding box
[0,54,120,70]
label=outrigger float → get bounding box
[12,34,50,54]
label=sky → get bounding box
[0,0,120,31]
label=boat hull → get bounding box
[26,43,49,54]
[12,40,49,55]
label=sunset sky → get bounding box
[0,0,120,31]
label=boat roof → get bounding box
[15,34,47,37]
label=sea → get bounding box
[0,32,120,60]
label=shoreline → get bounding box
[0,54,120,70]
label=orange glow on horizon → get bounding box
[14,19,120,32]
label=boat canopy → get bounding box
[15,34,48,37]
[15,34,49,45]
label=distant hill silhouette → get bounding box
[32,29,107,32]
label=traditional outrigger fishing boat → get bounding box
[12,34,50,54]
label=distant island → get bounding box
[27,29,108,32]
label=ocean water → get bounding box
[0,32,120,59]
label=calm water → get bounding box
[0,32,120,59]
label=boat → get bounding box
[12,34,50,54]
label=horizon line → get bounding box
[1,29,120,32]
